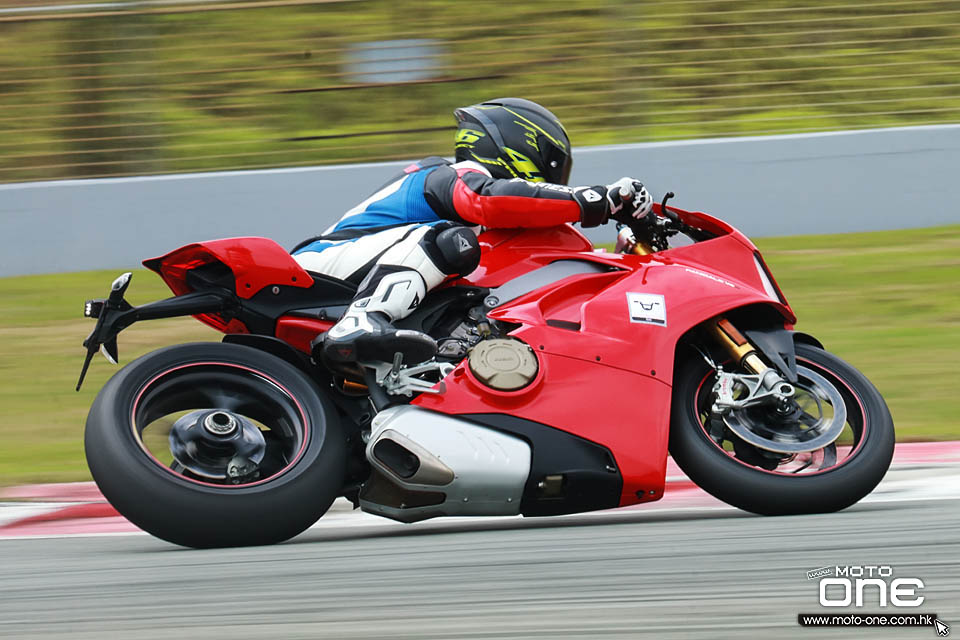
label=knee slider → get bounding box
[434,226,481,276]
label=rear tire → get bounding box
[669,342,894,515]
[84,342,346,548]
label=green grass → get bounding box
[756,226,960,444]
[0,225,957,486]
[0,272,217,485]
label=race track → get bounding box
[1,496,958,640]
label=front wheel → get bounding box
[84,342,346,548]
[669,342,894,515]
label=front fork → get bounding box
[705,317,797,414]
[617,222,798,408]
[617,227,798,411]
[710,317,770,376]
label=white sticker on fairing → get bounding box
[626,292,667,326]
[684,267,737,289]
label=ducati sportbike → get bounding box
[79,191,894,548]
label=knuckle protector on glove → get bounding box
[574,186,608,227]
[631,184,653,218]
[435,226,481,276]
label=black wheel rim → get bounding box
[130,361,310,488]
[694,356,868,476]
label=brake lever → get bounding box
[657,191,714,242]
[659,192,680,224]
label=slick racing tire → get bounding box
[669,342,894,515]
[84,342,346,548]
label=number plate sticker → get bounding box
[626,292,666,326]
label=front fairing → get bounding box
[465,207,794,324]
[420,208,795,508]
[485,230,795,382]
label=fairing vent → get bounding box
[753,251,787,305]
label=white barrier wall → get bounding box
[1,125,958,276]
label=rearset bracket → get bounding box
[370,357,455,397]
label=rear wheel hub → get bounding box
[169,409,266,481]
[203,411,238,436]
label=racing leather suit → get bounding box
[292,156,607,363]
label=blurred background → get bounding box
[0,0,957,485]
[1,0,959,181]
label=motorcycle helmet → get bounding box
[453,97,572,185]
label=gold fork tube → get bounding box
[709,317,770,374]
[631,242,655,256]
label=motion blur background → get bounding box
[0,0,958,484]
[1,0,959,180]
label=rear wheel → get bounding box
[84,342,346,548]
[669,342,894,515]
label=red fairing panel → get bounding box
[422,218,794,507]
[414,352,673,506]
[494,233,794,383]
[276,316,335,354]
[144,237,313,300]
[653,201,735,238]
[459,224,597,287]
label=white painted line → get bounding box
[0,531,151,541]
[0,159,416,191]
[574,124,960,154]
[1,123,956,191]
[0,502,73,528]
[3,463,957,540]
[2,492,957,542]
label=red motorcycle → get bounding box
[79,192,894,548]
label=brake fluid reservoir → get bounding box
[467,339,539,391]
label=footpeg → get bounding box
[370,359,455,397]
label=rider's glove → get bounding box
[606,177,653,223]
[573,177,653,227]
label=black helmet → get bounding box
[453,97,572,185]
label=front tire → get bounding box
[84,342,346,548]
[669,342,894,515]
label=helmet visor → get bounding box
[542,140,572,185]
[558,153,572,186]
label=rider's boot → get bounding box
[322,268,437,366]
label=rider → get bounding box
[292,97,654,367]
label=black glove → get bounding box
[574,177,653,227]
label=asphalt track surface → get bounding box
[1,496,957,640]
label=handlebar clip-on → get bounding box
[615,191,675,253]
[615,191,712,254]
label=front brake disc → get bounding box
[723,367,846,454]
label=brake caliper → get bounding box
[711,367,796,414]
